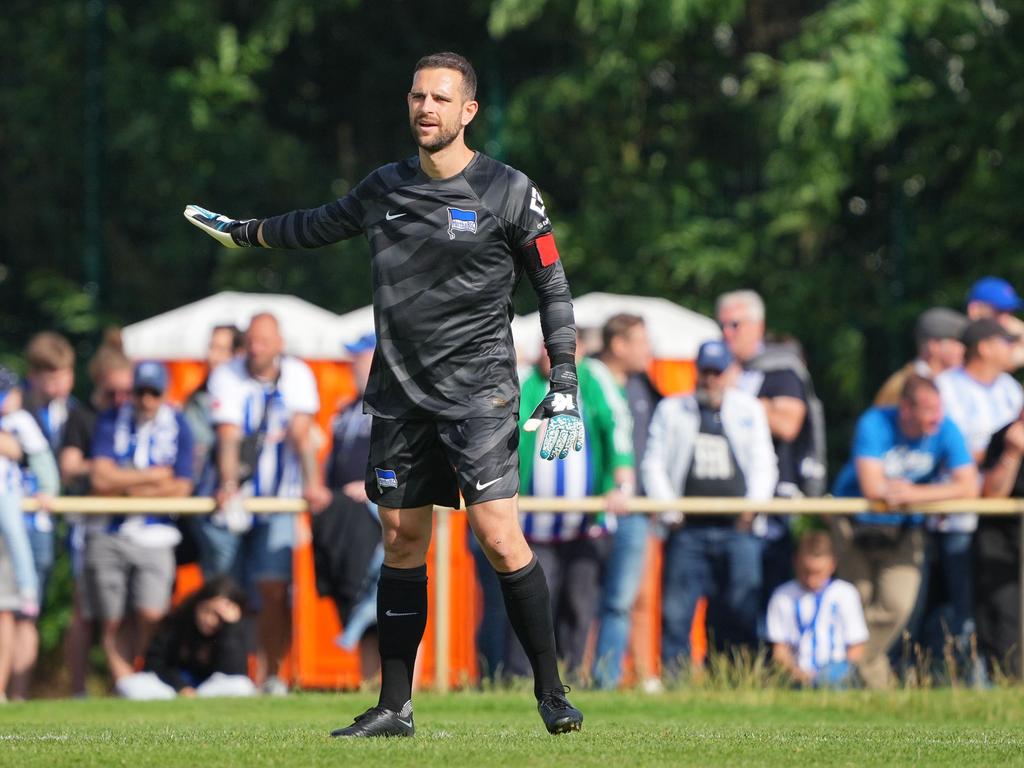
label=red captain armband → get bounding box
[532,232,560,267]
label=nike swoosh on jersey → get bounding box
[475,477,503,491]
[385,210,406,221]
[385,609,418,617]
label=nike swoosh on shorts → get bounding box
[475,477,502,491]
[385,210,406,220]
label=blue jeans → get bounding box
[661,525,763,671]
[592,513,650,689]
[921,532,977,663]
[27,522,55,599]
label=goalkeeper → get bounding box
[185,51,584,737]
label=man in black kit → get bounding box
[185,52,585,737]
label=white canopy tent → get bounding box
[511,292,720,363]
[122,291,363,361]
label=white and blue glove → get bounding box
[523,363,585,460]
[183,205,262,248]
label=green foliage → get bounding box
[2,0,1023,464]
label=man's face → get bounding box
[407,68,477,153]
[245,317,283,376]
[795,552,835,593]
[934,338,965,371]
[979,335,1014,372]
[207,328,235,370]
[900,388,944,437]
[28,367,74,403]
[717,301,764,363]
[697,364,736,406]
[96,368,133,411]
[132,386,163,423]
[611,324,653,374]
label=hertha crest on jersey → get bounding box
[447,207,478,239]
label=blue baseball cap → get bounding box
[696,340,733,372]
[344,332,376,355]
[967,276,1024,312]
[133,361,168,394]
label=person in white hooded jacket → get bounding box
[642,340,777,672]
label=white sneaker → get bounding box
[261,675,289,696]
[641,676,665,694]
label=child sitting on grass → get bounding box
[766,530,868,688]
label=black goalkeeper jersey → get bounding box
[261,152,573,420]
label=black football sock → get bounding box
[497,555,563,699]
[376,564,428,712]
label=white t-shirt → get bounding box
[0,409,49,495]
[935,367,1023,532]
[766,578,868,673]
[209,356,319,498]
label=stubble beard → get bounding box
[412,119,462,153]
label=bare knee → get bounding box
[383,527,430,566]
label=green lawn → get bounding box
[2,688,1023,767]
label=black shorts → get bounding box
[365,414,521,509]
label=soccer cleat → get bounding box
[330,702,415,738]
[537,687,583,734]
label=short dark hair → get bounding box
[900,374,939,405]
[602,313,645,352]
[414,52,477,101]
[212,324,244,353]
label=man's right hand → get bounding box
[184,205,262,248]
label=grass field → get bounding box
[2,688,1024,767]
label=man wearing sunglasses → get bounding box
[642,340,777,673]
[87,361,194,697]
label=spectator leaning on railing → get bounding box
[874,308,967,407]
[202,312,329,696]
[642,340,777,674]
[929,318,1023,677]
[831,375,977,689]
[88,361,194,697]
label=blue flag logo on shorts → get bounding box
[447,207,478,239]
[375,467,398,493]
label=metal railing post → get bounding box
[434,506,451,693]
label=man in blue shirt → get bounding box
[88,361,194,694]
[832,375,976,688]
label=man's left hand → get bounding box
[523,363,585,460]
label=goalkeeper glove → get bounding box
[523,363,585,460]
[183,205,262,248]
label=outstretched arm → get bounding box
[184,191,365,250]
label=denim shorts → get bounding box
[192,513,294,594]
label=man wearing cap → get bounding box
[966,276,1024,371]
[874,308,968,406]
[642,340,777,672]
[88,361,195,695]
[927,319,1024,673]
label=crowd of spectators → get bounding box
[2,276,1024,699]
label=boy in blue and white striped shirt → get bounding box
[767,531,868,688]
